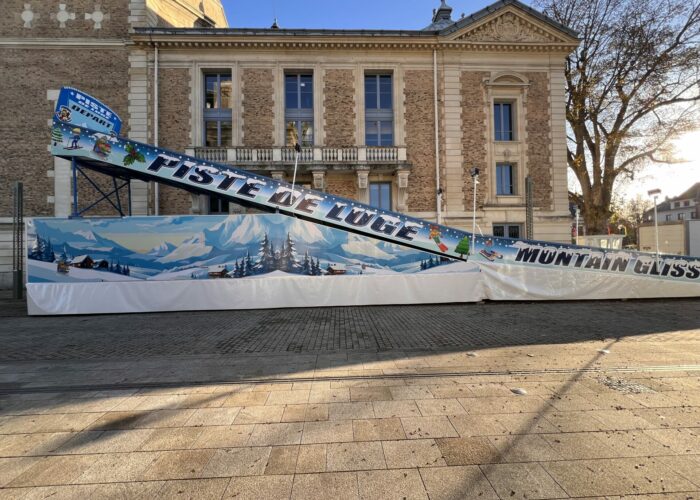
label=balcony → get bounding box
[190,146,409,172]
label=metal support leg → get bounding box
[71,157,79,218]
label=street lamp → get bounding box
[470,167,479,255]
[648,188,661,268]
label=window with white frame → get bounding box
[496,162,516,195]
[285,73,314,147]
[203,72,232,147]
[365,74,394,146]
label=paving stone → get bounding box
[139,427,204,451]
[357,469,428,499]
[302,421,354,444]
[415,398,467,416]
[134,409,197,429]
[3,484,99,499]
[74,451,160,483]
[234,406,284,425]
[191,425,254,449]
[264,445,299,475]
[0,457,39,487]
[309,389,350,404]
[248,423,303,446]
[488,434,561,462]
[281,404,328,422]
[401,416,458,439]
[603,457,697,494]
[593,430,672,457]
[8,455,95,486]
[419,465,499,499]
[326,441,386,471]
[266,391,310,406]
[350,387,392,402]
[540,432,617,459]
[372,400,421,418]
[159,478,231,499]
[428,385,475,399]
[223,392,270,407]
[328,402,375,421]
[643,428,700,453]
[458,396,550,414]
[83,481,163,499]
[184,408,240,427]
[389,386,434,400]
[200,447,271,477]
[296,444,327,473]
[224,474,294,499]
[291,472,359,500]
[448,414,509,437]
[435,437,500,465]
[541,459,638,497]
[382,439,445,468]
[141,449,216,480]
[353,418,406,441]
[481,462,568,499]
[655,455,700,488]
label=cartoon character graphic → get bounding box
[67,128,82,149]
[429,225,449,253]
[93,136,111,157]
[56,106,72,123]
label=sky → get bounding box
[221,0,506,30]
[221,0,700,201]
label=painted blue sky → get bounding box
[221,0,533,30]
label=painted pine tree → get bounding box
[455,237,470,258]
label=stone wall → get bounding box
[404,70,437,212]
[0,0,129,38]
[0,48,129,217]
[157,68,193,215]
[525,72,553,209]
[461,71,489,209]
[242,68,275,147]
[323,69,355,147]
[326,177,357,200]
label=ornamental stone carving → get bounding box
[457,13,557,43]
[21,3,37,28]
[53,4,76,28]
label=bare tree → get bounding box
[537,0,700,233]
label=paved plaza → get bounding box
[1,296,700,499]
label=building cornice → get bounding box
[131,34,577,53]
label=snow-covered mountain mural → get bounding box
[27,214,462,284]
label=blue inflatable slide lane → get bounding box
[46,87,700,307]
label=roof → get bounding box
[645,182,700,214]
[134,0,578,40]
[71,255,91,264]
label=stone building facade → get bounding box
[0,0,579,287]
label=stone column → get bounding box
[396,168,410,212]
[355,167,370,204]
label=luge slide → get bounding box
[26,87,700,315]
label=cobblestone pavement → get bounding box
[1,298,699,360]
[1,297,700,498]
